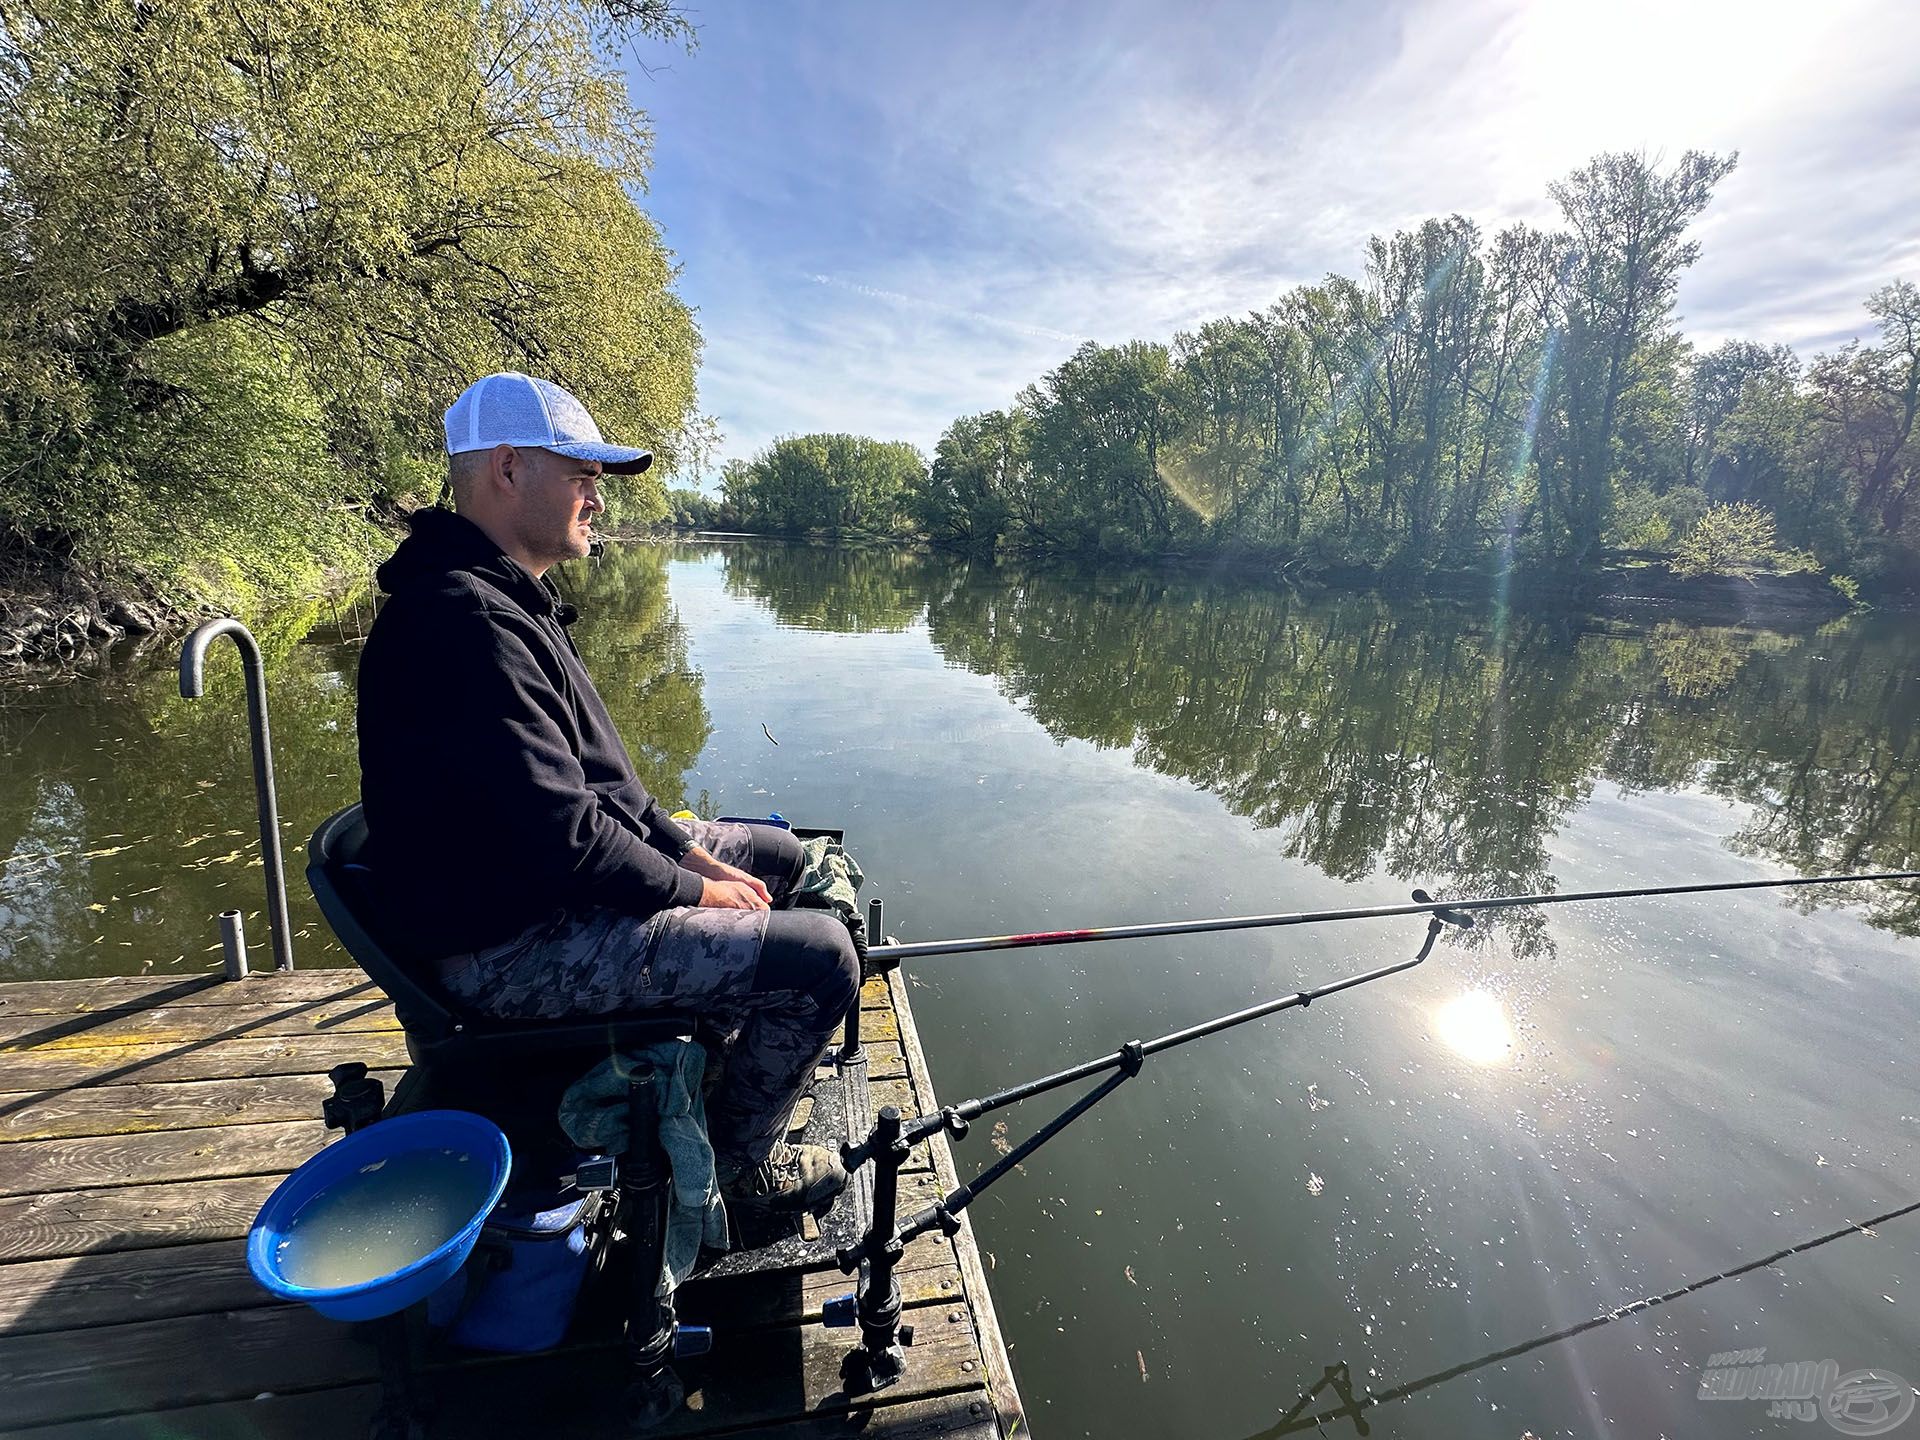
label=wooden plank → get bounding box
[0,971,377,1018]
[0,1302,370,1429]
[859,1007,902,1044]
[872,1077,916,1116]
[0,1174,284,1260]
[706,1392,1000,1440]
[0,1119,334,1197]
[0,996,400,1050]
[0,1167,944,1264]
[864,1039,907,1080]
[0,1283,981,1431]
[0,1071,404,1143]
[890,969,1028,1440]
[679,1230,962,1332]
[0,1030,410,1093]
[0,1385,1001,1440]
[0,1230,961,1340]
[0,1241,269,1335]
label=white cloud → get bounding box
[636,0,1920,469]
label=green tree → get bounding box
[1537,150,1738,561]
[1669,502,1817,579]
[725,435,925,534]
[914,410,1024,552]
[1806,281,1920,573]
[0,0,700,604]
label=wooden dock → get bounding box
[0,965,1025,1438]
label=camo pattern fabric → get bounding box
[436,819,838,1169]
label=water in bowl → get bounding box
[277,1147,496,1290]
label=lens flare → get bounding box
[1434,990,1515,1066]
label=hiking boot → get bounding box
[719,1141,848,1222]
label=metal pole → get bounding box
[866,870,1920,964]
[834,1104,912,1392]
[180,619,295,972]
[903,945,1436,1145]
[218,910,249,981]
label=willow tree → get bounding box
[0,0,699,602]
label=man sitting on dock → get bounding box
[355,371,856,1224]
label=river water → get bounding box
[4,539,1918,1437]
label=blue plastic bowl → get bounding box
[247,1110,512,1322]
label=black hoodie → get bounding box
[356,508,702,959]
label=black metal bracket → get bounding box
[323,1063,386,1134]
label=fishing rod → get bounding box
[865,869,1920,963]
[829,867,1920,1393]
[827,904,1470,1391]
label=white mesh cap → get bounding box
[442,372,653,474]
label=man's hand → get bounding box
[684,845,772,910]
[698,877,771,910]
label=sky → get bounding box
[624,0,1920,479]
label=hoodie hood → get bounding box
[376,507,560,618]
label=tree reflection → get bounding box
[5,541,1914,986]
[719,539,932,634]
[908,559,1920,944]
[0,545,709,980]
[561,542,710,811]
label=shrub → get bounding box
[1669,503,1820,580]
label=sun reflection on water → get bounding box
[1434,990,1516,1066]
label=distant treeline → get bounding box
[686,152,1918,596]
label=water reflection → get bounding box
[0,545,707,980]
[5,538,1915,983]
[1432,991,1515,1066]
[718,546,1920,942]
[713,538,931,634]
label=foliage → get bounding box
[709,149,1908,594]
[1668,502,1818,579]
[663,487,721,529]
[720,434,926,534]
[0,0,700,604]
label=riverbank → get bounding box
[0,581,173,671]
[662,525,1898,625]
[1,519,1889,683]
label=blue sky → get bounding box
[626,0,1920,479]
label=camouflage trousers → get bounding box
[436,819,859,1172]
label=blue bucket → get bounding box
[247,1110,512,1322]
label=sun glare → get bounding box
[1434,991,1516,1067]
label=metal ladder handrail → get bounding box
[179,618,295,972]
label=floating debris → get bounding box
[1137,1349,1148,1383]
[1307,1083,1332,1113]
[1124,1264,1137,1286]
[1307,1172,1326,1197]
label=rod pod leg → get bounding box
[835,1105,915,1392]
[367,1303,431,1440]
[621,1081,686,1429]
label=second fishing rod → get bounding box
[826,865,1920,1392]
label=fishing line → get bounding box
[832,869,1920,1395]
[1246,1196,1920,1437]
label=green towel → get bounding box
[791,833,864,922]
[557,1040,729,1297]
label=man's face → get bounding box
[509,447,605,570]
